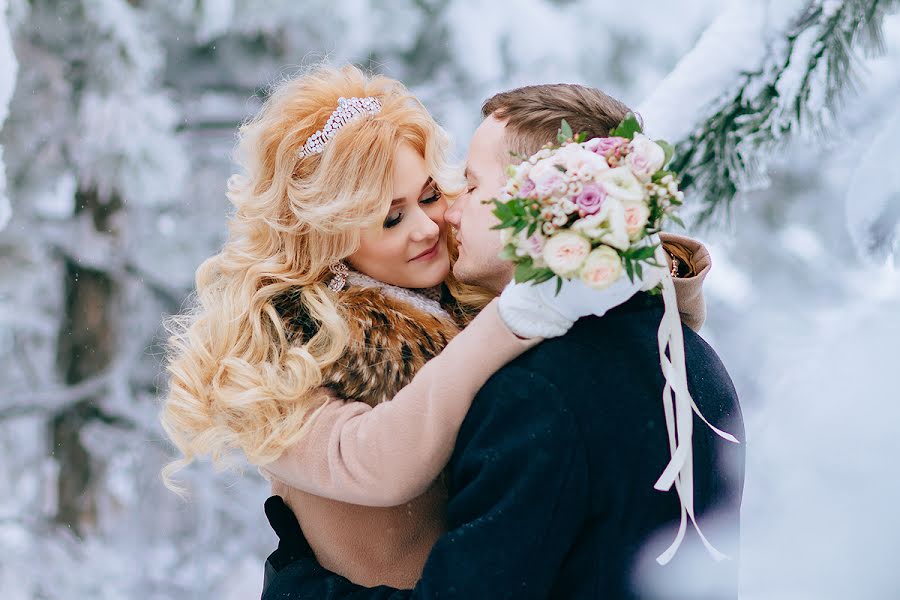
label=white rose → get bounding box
[565,146,610,176]
[622,200,651,241]
[571,198,629,250]
[528,158,556,183]
[529,158,567,196]
[571,211,607,239]
[625,134,666,182]
[542,231,591,277]
[530,147,553,163]
[515,161,532,179]
[598,166,645,203]
[579,246,623,290]
[517,229,546,263]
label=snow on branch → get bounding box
[0,0,18,231]
[640,0,900,223]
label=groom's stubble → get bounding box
[445,116,514,295]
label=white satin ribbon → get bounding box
[649,240,740,566]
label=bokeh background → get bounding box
[1,1,898,598]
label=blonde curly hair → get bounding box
[160,65,478,491]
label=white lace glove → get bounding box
[498,272,647,339]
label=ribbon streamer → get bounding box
[650,241,740,565]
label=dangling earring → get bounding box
[327,262,348,292]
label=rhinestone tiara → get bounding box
[297,96,382,159]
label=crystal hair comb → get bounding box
[297,96,382,159]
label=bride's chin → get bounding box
[415,259,451,289]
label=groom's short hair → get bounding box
[481,84,633,161]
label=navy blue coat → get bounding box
[262,293,745,599]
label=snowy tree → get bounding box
[0,0,15,231]
[641,0,900,222]
[1,0,898,598]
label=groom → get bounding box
[262,84,745,599]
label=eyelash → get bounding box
[384,190,443,229]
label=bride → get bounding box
[159,64,708,589]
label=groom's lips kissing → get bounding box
[410,240,440,262]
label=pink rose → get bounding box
[519,177,536,197]
[585,136,628,158]
[575,183,607,216]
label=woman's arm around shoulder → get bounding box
[260,299,539,507]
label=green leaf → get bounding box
[575,132,588,143]
[668,214,685,228]
[624,259,635,282]
[533,268,556,284]
[514,262,536,283]
[635,262,643,280]
[527,221,538,237]
[652,170,674,183]
[491,200,512,220]
[555,276,563,296]
[656,139,674,166]
[499,244,518,261]
[560,119,574,142]
[630,245,658,260]
[610,112,642,140]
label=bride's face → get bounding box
[347,142,451,289]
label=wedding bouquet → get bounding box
[492,113,682,293]
[493,115,740,566]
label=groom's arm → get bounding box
[262,366,589,600]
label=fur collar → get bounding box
[275,277,462,408]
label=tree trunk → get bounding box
[50,189,120,536]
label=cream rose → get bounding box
[598,166,645,202]
[625,133,666,182]
[579,245,623,290]
[622,199,651,241]
[542,231,591,277]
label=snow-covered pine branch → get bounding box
[640,0,900,223]
[0,0,17,231]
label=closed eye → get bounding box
[384,210,403,228]
[420,190,443,205]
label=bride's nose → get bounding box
[409,206,440,243]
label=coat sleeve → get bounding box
[660,231,711,332]
[261,367,590,600]
[260,299,539,507]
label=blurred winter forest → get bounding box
[1,0,898,598]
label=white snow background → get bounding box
[1,1,898,598]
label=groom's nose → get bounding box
[445,195,464,229]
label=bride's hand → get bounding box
[498,272,647,339]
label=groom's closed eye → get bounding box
[464,167,478,192]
